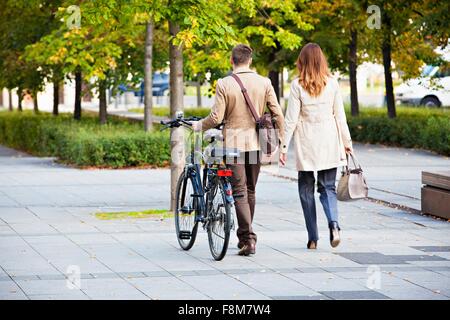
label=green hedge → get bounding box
[0,111,170,167]
[346,107,450,156]
[129,106,211,118]
[0,106,448,169]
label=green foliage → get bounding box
[129,106,211,118]
[236,0,314,75]
[360,0,441,80]
[346,107,450,156]
[0,111,170,167]
[0,0,62,95]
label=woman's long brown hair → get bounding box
[296,43,330,97]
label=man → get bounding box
[193,44,285,256]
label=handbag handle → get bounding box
[342,152,362,174]
[349,153,362,169]
[231,74,260,123]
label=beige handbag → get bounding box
[337,153,369,201]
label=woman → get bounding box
[279,43,352,249]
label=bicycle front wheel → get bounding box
[175,170,199,250]
[206,180,232,261]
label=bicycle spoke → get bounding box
[176,174,197,249]
[212,231,225,240]
[207,183,230,258]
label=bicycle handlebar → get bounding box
[160,116,203,130]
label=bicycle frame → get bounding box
[161,116,234,224]
[185,131,234,225]
[162,115,235,260]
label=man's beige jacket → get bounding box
[199,66,285,152]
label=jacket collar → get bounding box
[233,66,254,74]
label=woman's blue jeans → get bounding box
[298,168,339,241]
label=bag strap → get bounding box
[231,73,260,122]
[348,153,361,169]
[342,153,362,175]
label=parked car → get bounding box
[151,72,169,96]
[118,72,169,100]
[395,64,450,107]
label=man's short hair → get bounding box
[232,44,253,65]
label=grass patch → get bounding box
[95,209,172,220]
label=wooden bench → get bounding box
[422,171,450,219]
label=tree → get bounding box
[164,0,253,210]
[363,1,441,118]
[144,20,154,131]
[235,0,314,101]
[411,0,450,49]
[53,81,60,116]
[168,20,185,211]
[301,0,367,116]
[26,0,129,122]
[74,70,82,120]
[348,28,359,116]
[8,90,13,111]
[0,0,60,113]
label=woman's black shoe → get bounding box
[329,221,341,248]
[307,240,317,249]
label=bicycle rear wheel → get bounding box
[206,180,232,261]
[175,170,199,250]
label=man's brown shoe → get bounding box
[237,241,244,249]
[238,243,256,256]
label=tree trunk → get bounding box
[196,82,202,107]
[349,29,359,116]
[144,19,154,132]
[280,69,284,99]
[53,81,59,116]
[169,20,185,212]
[33,92,39,113]
[99,81,107,125]
[382,11,396,118]
[268,70,280,103]
[8,89,13,111]
[17,88,23,112]
[74,71,82,120]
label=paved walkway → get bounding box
[264,142,450,212]
[0,145,449,300]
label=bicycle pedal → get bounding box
[178,231,192,240]
[195,215,205,223]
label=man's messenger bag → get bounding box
[231,74,279,156]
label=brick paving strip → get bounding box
[0,144,449,300]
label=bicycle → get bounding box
[160,114,240,261]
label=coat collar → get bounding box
[233,66,254,74]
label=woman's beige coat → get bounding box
[282,77,352,171]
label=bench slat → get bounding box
[422,171,450,190]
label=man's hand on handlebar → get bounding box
[191,121,202,132]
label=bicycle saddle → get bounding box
[210,147,240,158]
[204,129,223,143]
